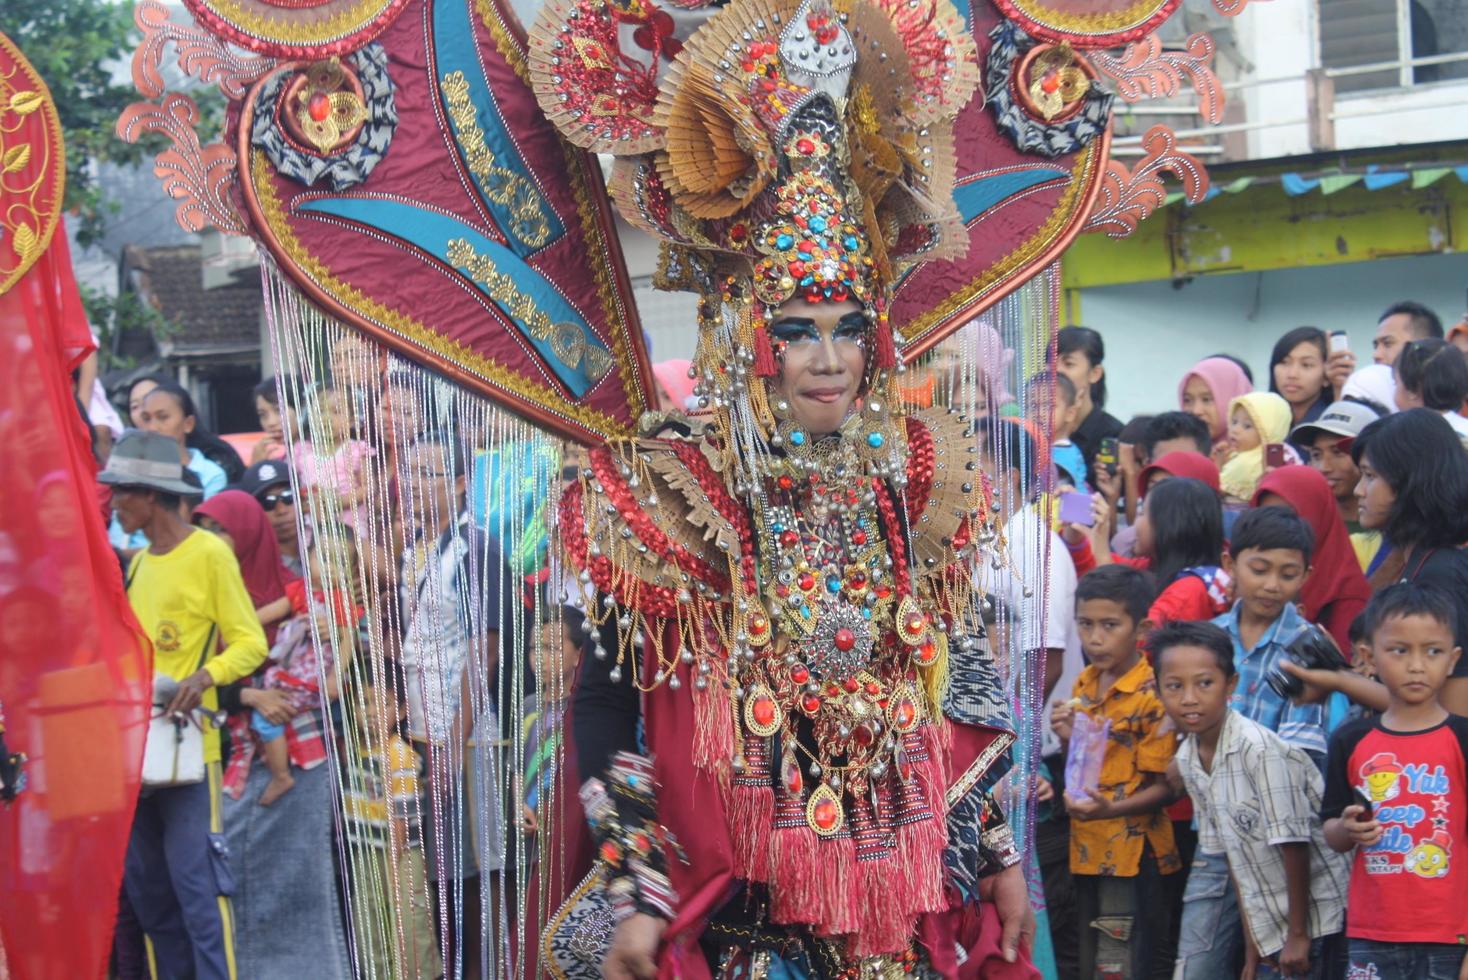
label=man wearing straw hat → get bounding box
[103,429,268,980]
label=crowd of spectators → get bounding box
[77,294,1468,980]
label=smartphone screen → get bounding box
[1059,491,1095,527]
[1096,437,1119,472]
[1330,330,1350,353]
[1265,443,1287,468]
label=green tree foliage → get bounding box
[2,0,147,246]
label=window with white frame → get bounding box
[1319,0,1468,93]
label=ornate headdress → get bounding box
[538,0,971,407]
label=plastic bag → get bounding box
[1065,710,1111,798]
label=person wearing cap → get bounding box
[1290,399,1389,577]
[239,459,303,576]
[102,430,268,980]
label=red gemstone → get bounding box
[905,612,926,635]
[875,584,892,599]
[791,664,810,684]
[852,530,867,545]
[783,757,804,795]
[778,476,794,490]
[853,723,874,747]
[750,615,769,636]
[865,681,880,696]
[801,694,823,715]
[307,91,331,122]
[1041,72,1061,94]
[848,571,867,589]
[780,529,799,547]
[843,677,860,693]
[812,799,839,830]
[915,640,938,665]
[788,260,806,277]
[894,699,916,729]
[834,627,856,652]
[798,573,815,592]
[796,137,816,155]
[751,696,777,728]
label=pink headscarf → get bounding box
[962,319,1016,408]
[652,359,696,411]
[1178,357,1254,441]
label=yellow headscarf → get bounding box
[1219,392,1292,500]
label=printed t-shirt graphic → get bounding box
[1322,715,1468,943]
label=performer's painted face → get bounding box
[769,298,866,438]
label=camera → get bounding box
[1265,624,1349,700]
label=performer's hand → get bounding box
[603,912,665,980]
[990,863,1034,964]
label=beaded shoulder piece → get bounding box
[560,407,986,623]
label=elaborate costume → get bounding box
[112,0,1235,975]
[533,0,1028,972]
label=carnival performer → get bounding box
[536,0,1035,974]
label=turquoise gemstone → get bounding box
[844,235,859,250]
[776,233,795,249]
[862,608,872,620]
[825,576,841,594]
[867,431,885,448]
[810,216,827,232]
[801,604,811,617]
[790,430,806,446]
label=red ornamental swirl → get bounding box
[116,94,245,235]
[1082,124,1208,239]
[1087,33,1226,126]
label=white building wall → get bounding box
[1076,251,1468,423]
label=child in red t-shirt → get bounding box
[1323,583,1468,978]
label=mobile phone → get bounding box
[1059,491,1095,526]
[1329,330,1350,353]
[1265,443,1287,468]
[1096,437,1119,474]
[1351,788,1374,817]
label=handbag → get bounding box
[140,624,216,789]
[542,862,615,980]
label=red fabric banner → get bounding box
[0,231,151,978]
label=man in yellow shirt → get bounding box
[103,430,267,980]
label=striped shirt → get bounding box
[343,734,422,849]
[1176,711,1348,956]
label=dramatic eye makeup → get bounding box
[770,318,819,343]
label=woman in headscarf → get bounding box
[1179,356,1254,449]
[1252,466,1372,653]
[193,489,296,643]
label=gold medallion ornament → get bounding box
[743,683,782,737]
[805,782,845,836]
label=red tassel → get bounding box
[874,315,898,369]
[729,784,775,882]
[769,823,817,923]
[754,326,779,377]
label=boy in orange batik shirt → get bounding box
[1052,565,1181,979]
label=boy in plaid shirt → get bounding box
[1156,621,1347,979]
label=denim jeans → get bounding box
[1346,939,1466,980]
[1074,853,1164,979]
[1174,851,1242,980]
